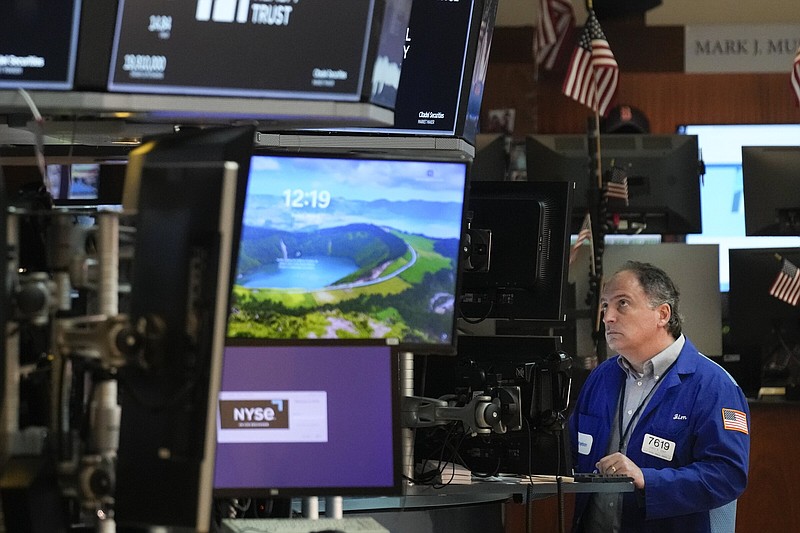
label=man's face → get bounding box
[600,270,670,363]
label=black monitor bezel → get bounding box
[525,133,702,235]
[228,147,470,355]
[742,145,800,237]
[0,0,82,90]
[727,247,800,398]
[212,337,404,498]
[458,179,573,323]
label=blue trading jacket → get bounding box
[568,338,750,532]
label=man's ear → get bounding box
[658,303,671,326]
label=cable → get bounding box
[16,88,49,192]
[557,475,565,533]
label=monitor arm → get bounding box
[401,386,521,436]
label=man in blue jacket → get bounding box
[569,261,750,532]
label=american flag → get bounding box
[604,166,629,206]
[721,408,749,434]
[569,212,593,266]
[792,45,800,106]
[561,9,619,117]
[769,257,800,306]
[535,0,575,70]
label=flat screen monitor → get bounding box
[213,339,402,497]
[728,248,800,398]
[470,133,508,181]
[0,0,81,89]
[677,124,800,292]
[316,0,497,143]
[459,180,572,323]
[115,160,240,530]
[43,163,127,206]
[525,134,701,235]
[114,126,255,529]
[742,146,800,237]
[227,150,469,353]
[0,162,122,207]
[392,0,496,140]
[108,0,410,109]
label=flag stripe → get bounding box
[536,0,575,70]
[792,45,800,107]
[569,212,592,266]
[561,10,619,116]
[769,258,800,306]
[722,408,749,434]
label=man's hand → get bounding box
[596,452,645,489]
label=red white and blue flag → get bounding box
[562,9,619,117]
[721,408,749,435]
[791,44,800,106]
[535,0,575,70]
[769,257,800,307]
[569,212,593,266]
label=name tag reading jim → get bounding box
[641,433,675,461]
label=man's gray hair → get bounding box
[617,260,683,338]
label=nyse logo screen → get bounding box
[219,399,290,429]
[217,391,328,443]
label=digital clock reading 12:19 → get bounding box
[283,189,332,209]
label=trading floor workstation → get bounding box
[2,1,798,533]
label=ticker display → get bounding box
[392,0,476,134]
[0,0,82,89]
[108,0,392,100]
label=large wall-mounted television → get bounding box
[0,0,82,90]
[108,0,410,108]
[525,134,702,235]
[213,339,402,497]
[227,149,469,354]
[742,146,800,237]
[677,124,800,292]
[459,180,573,323]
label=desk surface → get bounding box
[343,478,634,511]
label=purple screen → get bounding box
[213,342,400,496]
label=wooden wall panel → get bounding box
[481,26,800,138]
[736,402,800,532]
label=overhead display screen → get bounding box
[324,0,497,141]
[0,0,81,89]
[108,0,396,101]
[392,0,481,135]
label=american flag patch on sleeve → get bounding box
[722,408,749,434]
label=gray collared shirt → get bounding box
[581,335,685,533]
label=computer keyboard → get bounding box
[572,473,634,483]
[220,516,389,533]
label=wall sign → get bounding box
[685,24,800,73]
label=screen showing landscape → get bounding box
[227,152,468,349]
